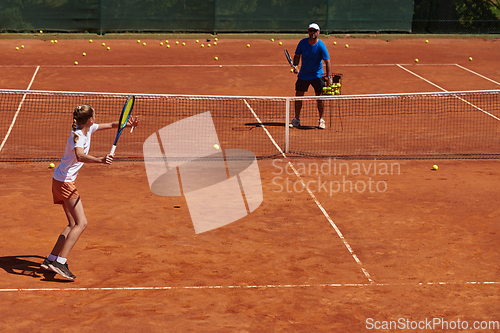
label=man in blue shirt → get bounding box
[291,23,332,129]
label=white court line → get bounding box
[397,64,500,122]
[0,63,458,68]
[243,99,374,284]
[455,64,500,86]
[0,66,40,153]
[0,281,497,293]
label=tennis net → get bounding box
[0,89,498,161]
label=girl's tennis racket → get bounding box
[110,95,135,155]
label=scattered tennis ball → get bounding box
[143,42,146,46]
[333,41,337,45]
[54,40,58,43]
[214,38,218,41]
[469,57,473,61]
[49,163,55,168]
[21,45,24,49]
[15,47,19,50]
[107,46,110,50]
[214,56,218,60]
[165,40,169,43]
[51,40,54,43]
[175,41,179,45]
[74,61,78,65]
[207,43,211,47]
[167,45,170,48]
[271,38,274,42]
[196,40,199,43]
[290,68,294,72]
[160,42,163,46]
[39,30,43,33]
[425,40,429,43]
[182,42,186,46]
[102,42,105,46]
[89,39,93,43]
[82,52,86,56]
[214,42,217,46]
[279,42,282,45]
[201,44,205,47]
[137,40,141,43]
[345,44,349,48]
[415,58,419,62]
[432,165,438,170]
[213,144,220,150]
[247,44,250,47]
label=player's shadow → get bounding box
[0,255,73,283]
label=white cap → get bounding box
[308,23,320,31]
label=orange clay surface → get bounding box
[0,35,499,332]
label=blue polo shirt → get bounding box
[295,38,330,81]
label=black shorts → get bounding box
[296,77,325,95]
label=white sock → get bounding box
[56,257,67,264]
[47,254,57,261]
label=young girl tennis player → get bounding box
[41,104,138,280]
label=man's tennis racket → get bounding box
[110,95,135,155]
[284,49,296,69]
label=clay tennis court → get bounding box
[0,35,499,331]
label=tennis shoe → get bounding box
[49,261,76,280]
[40,258,53,270]
[318,118,326,129]
[290,118,300,127]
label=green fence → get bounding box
[0,0,499,34]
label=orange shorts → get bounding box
[52,178,80,204]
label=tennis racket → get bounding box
[284,49,296,69]
[110,95,135,155]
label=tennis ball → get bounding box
[271,38,274,42]
[89,39,93,43]
[247,44,250,47]
[469,57,473,61]
[207,44,211,47]
[333,41,337,45]
[102,42,105,46]
[51,40,54,43]
[167,45,170,48]
[213,144,220,150]
[290,68,294,72]
[15,47,19,50]
[107,46,110,50]
[196,40,199,43]
[279,42,282,45]
[201,44,205,47]
[345,44,349,48]
[425,40,429,43]
[182,42,186,46]
[49,163,55,168]
[39,30,43,33]
[82,52,86,56]
[137,40,141,43]
[415,59,419,62]
[54,40,58,43]
[160,42,163,46]
[175,41,179,45]
[165,40,169,43]
[214,38,218,41]
[214,42,217,46]
[214,56,218,60]
[143,42,146,46]
[74,61,78,65]
[432,165,438,170]
[21,45,24,49]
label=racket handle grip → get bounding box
[110,145,116,155]
[130,126,135,133]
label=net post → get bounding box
[285,97,290,154]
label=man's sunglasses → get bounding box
[308,29,318,33]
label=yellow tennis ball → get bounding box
[182,42,186,46]
[143,42,146,46]
[49,163,55,168]
[167,45,170,48]
[201,44,205,47]
[247,44,250,47]
[214,42,217,46]
[207,43,211,47]
[214,38,218,41]
[425,40,429,43]
[82,52,86,56]
[54,40,58,43]
[107,46,110,50]
[214,56,218,60]
[15,47,19,50]
[39,30,43,33]
[102,42,105,46]
[333,41,337,45]
[21,45,24,49]
[432,165,438,170]
[175,41,179,45]
[271,38,274,42]
[290,68,294,72]
[345,44,349,48]
[196,40,199,43]
[213,144,220,150]
[89,39,93,43]
[137,40,141,43]
[51,40,54,43]
[74,61,78,65]
[415,58,419,62]
[279,42,282,45]
[160,42,163,46]
[165,40,169,43]
[469,57,473,61]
